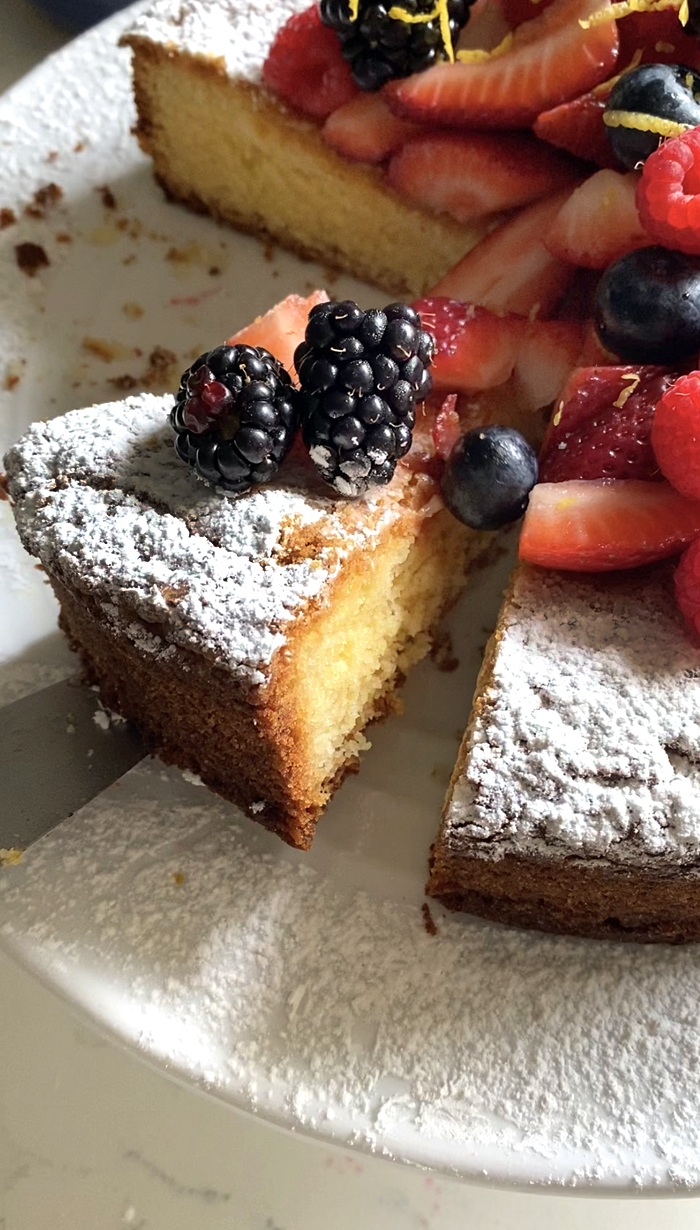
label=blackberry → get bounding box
[170,344,298,495]
[320,0,474,92]
[296,300,435,497]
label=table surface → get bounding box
[3,4,700,1226]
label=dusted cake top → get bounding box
[4,394,410,687]
[444,563,700,867]
[125,0,308,86]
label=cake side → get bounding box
[428,563,700,941]
[123,16,488,297]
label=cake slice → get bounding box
[122,0,489,298]
[4,388,496,850]
[428,562,700,943]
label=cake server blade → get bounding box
[0,678,145,855]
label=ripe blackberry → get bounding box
[320,0,474,92]
[170,344,297,495]
[296,299,435,497]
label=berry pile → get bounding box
[320,0,473,92]
[296,299,435,496]
[170,345,297,495]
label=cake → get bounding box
[428,562,700,943]
[121,0,491,298]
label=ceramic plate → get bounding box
[2,7,700,1193]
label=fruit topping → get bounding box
[651,370,700,498]
[171,346,298,494]
[227,290,329,374]
[263,4,358,119]
[674,537,700,637]
[440,425,539,529]
[603,62,700,170]
[533,86,618,169]
[319,0,474,92]
[594,246,700,363]
[383,0,619,129]
[545,169,652,269]
[616,6,700,73]
[518,478,700,570]
[539,363,674,481]
[431,190,576,317]
[296,299,435,496]
[636,126,700,255]
[321,93,419,162]
[386,131,583,225]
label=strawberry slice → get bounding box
[430,190,575,317]
[386,131,583,225]
[431,392,461,460]
[545,170,652,269]
[617,7,700,72]
[539,364,676,482]
[533,87,617,168]
[384,0,619,129]
[501,0,556,26]
[322,94,419,163]
[263,5,358,119]
[519,479,700,570]
[227,290,328,374]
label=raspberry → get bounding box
[262,5,358,119]
[674,537,700,638]
[651,371,700,499]
[636,128,700,257]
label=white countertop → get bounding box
[3,4,700,1225]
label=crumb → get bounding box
[55,232,72,244]
[272,270,279,278]
[173,871,186,885]
[250,800,266,814]
[24,182,63,218]
[159,581,189,603]
[322,265,340,286]
[4,359,25,391]
[107,374,138,391]
[0,207,16,229]
[208,265,220,276]
[0,474,9,501]
[263,241,275,262]
[93,709,110,731]
[15,242,50,276]
[74,141,84,153]
[0,848,23,867]
[122,302,144,320]
[96,184,117,210]
[47,150,59,162]
[142,346,178,390]
[421,903,438,936]
[34,563,47,573]
[122,254,136,266]
[81,337,133,363]
[166,244,191,263]
[430,630,459,673]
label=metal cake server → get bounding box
[0,678,145,855]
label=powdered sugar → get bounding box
[125,0,309,86]
[444,564,700,865]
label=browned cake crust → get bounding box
[429,565,700,944]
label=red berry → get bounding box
[636,128,700,256]
[539,364,676,482]
[675,537,700,636]
[262,5,358,120]
[651,371,700,499]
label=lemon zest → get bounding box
[680,0,690,22]
[581,0,682,29]
[456,31,514,61]
[603,108,691,134]
[389,0,456,60]
[613,374,641,408]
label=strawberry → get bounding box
[501,0,556,26]
[386,132,583,225]
[519,479,700,570]
[227,290,328,374]
[263,5,358,119]
[431,393,462,460]
[384,0,619,129]
[321,94,420,164]
[539,364,676,482]
[430,190,576,317]
[533,87,618,168]
[616,6,700,72]
[545,170,652,269]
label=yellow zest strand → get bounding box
[603,108,692,134]
[581,0,682,29]
[591,47,643,94]
[456,31,514,61]
[348,0,359,19]
[680,0,690,22]
[613,374,641,407]
[389,0,456,60]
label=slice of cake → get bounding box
[429,562,700,943]
[122,0,489,298]
[4,388,494,850]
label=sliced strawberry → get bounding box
[458,0,513,52]
[263,5,358,119]
[431,190,575,317]
[514,318,586,410]
[533,87,618,168]
[321,94,419,163]
[430,393,462,460]
[617,7,700,72]
[386,131,583,225]
[519,479,700,571]
[227,290,328,374]
[384,0,619,129]
[545,170,652,270]
[501,0,556,26]
[539,364,676,482]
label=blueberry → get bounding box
[595,246,700,364]
[604,63,700,169]
[441,426,539,531]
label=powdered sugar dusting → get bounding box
[444,564,700,866]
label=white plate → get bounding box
[2,7,700,1193]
